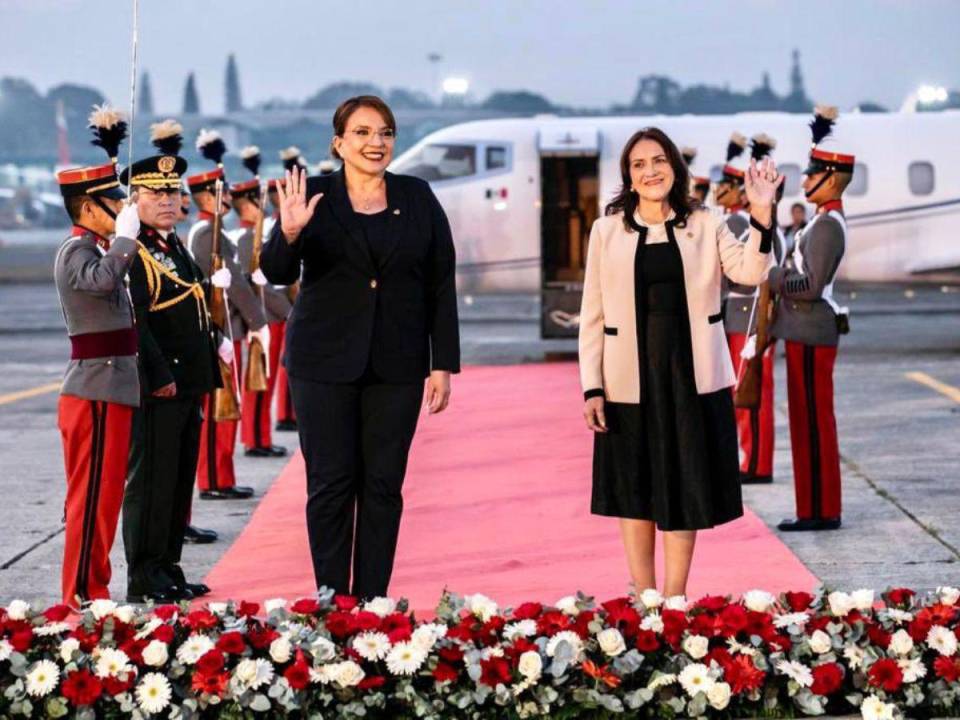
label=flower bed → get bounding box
[1,586,959,718]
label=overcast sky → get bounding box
[2,0,958,113]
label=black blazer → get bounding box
[261,170,460,383]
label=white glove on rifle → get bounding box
[218,338,235,365]
[740,335,757,361]
[251,268,268,286]
[247,326,270,364]
[210,267,232,288]
[114,202,140,240]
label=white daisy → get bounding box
[640,613,664,633]
[888,629,914,656]
[352,631,391,661]
[647,672,677,690]
[678,663,715,697]
[386,641,427,676]
[504,619,538,641]
[898,657,927,684]
[882,609,914,625]
[88,598,118,620]
[95,648,133,678]
[135,618,164,640]
[776,660,813,687]
[233,658,275,690]
[25,659,59,697]
[843,645,866,670]
[927,625,958,657]
[363,597,397,618]
[774,612,811,629]
[176,634,215,665]
[861,694,896,720]
[136,672,172,714]
[545,630,584,661]
[726,638,758,657]
[35,622,71,637]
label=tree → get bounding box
[139,71,155,115]
[303,82,382,109]
[631,75,682,113]
[387,88,435,109]
[183,72,200,115]
[225,54,243,113]
[481,90,554,114]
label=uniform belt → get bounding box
[70,328,138,359]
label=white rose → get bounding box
[809,629,833,654]
[518,651,542,680]
[743,590,776,613]
[597,628,626,657]
[89,599,118,620]
[852,589,875,611]
[555,596,580,616]
[638,589,663,609]
[707,681,731,710]
[59,638,81,664]
[363,597,397,618]
[546,631,584,660]
[334,660,365,688]
[640,614,664,633]
[6,600,30,621]
[682,634,710,660]
[504,620,538,641]
[264,598,287,613]
[411,623,446,651]
[937,586,960,606]
[270,636,292,664]
[827,591,855,617]
[888,629,914,656]
[208,603,228,616]
[664,595,688,611]
[142,640,169,667]
[113,605,136,624]
[466,593,499,622]
[311,636,337,662]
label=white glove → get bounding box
[247,326,270,364]
[740,335,757,361]
[218,338,234,365]
[251,268,268,286]
[114,202,140,240]
[210,267,232,288]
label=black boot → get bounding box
[777,517,842,532]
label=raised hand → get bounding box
[277,165,323,243]
[744,157,784,211]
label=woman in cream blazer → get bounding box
[579,127,780,598]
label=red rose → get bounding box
[216,631,247,655]
[513,602,543,620]
[696,595,729,612]
[196,650,226,676]
[185,610,219,632]
[358,675,386,690]
[479,657,512,687]
[246,624,280,650]
[353,612,382,632]
[868,658,903,693]
[707,646,732,668]
[724,655,765,694]
[334,595,359,612]
[661,609,688,646]
[506,637,538,662]
[811,663,844,696]
[43,604,72,623]
[886,588,915,607]
[70,626,100,653]
[719,605,748,637]
[785,592,814,612]
[807,615,832,634]
[573,610,596,639]
[290,598,321,615]
[383,613,414,643]
[908,616,934,643]
[284,661,312,691]
[237,601,261,618]
[536,611,571,637]
[152,605,179,621]
[438,646,464,664]
[119,639,147,665]
[934,656,960,683]
[61,669,102,706]
[433,662,459,683]
[9,628,33,652]
[690,613,718,638]
[192,671,228,697]
[635,629,660,653]
[324,612,357,638]
[103,674,134,696]
[602,600,640,637]
[866,623,891,649]
[152,624,175,644]
[744,611,774,640]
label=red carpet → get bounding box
[203,363,818,612]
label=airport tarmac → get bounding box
[0,282,958,606]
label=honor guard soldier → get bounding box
[234,146,290,456]
[768,105,853,532]
[725,134,785,484]
[120,123,218,601]
[715,132,750,235]
[186,130,269,493]
[54,106,141,607]
[681,146,711,204]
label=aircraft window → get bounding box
[846,163,868,196]
[779,163,801,196]
[908,161,935,196]
[393,144,476,182]
[486,146,508,170]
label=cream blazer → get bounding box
[579,207,773,403]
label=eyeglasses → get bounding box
[347,128,396,142]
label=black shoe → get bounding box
[126,585,194,603]
[200,486,254,500]
[777,517,842,532]
[184,582,211,598]
[184,525,219,544]
[275,420,298,432]
[245,445,287,458]
[740,473,773,485]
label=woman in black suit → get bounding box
[261,96,460,599]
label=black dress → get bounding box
[591,220,743,531]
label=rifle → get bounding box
[209,179,241,421]
[244,182,269,392]
[733,279,774,409]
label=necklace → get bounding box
[351,179,385,212]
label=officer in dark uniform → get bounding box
[769,105,853,532]
[120,137,219,601]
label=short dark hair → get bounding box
[605,127,697,231]
[330,95,397,160]
[65,195,90,224]
[791,202,805,213]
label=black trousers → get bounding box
[290,372,423,599]
[123,395,202,594]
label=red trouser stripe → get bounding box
[58,395,132,607]
[726,333,776,477]
[197,340,242,491]
[274,324,296,423]
[241,321,284,449]
[785,341,842,520]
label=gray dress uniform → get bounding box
[234,225,293,323]
[769,210,846,347]
[187,218,267,337]
[55,231,140,406]
[723,224,786,335]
